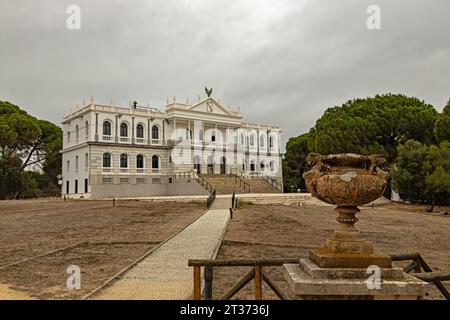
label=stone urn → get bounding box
[303,153,391,268]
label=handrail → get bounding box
[233,168,282,192]
[231,191,236,210]
[229,169,251,192]
[265,176,283,192]
[195,175,214,193]
[189,258,298,300]
[390,252,450,300]
[206,190,216,210]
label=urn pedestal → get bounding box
[283,153,427,300]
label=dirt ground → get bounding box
[213,202,450,300]
[0,199,205,299]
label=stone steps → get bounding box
[198,174,281,194]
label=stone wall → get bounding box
[90,175,209,198]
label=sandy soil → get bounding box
[0,199,205,299]
[213,202,450,300]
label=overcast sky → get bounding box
[1,0,449,147]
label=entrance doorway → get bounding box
[194,155,201,174]
[220,156,226,174]
[207,156,214,174]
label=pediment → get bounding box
[188,98,233,116]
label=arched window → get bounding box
[269,136,274,149]
[75,125,79,139]
[67,131,71,142]
[211,130,216,142]
[250,160,256,172]
[103,121,112,136]
[75,155,79,169]
[260,160,265,171]
[120,123,128,137]
[120,154,128,168]
[250,135,255,146]
[136,124,144,138]
[270,161,275,172]
[260,135,265,148]
[152,125,159,140]
[152,155,159,169]
[103,153,111,167]
[85,121,89,138]
[136,155,144,169]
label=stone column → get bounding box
[115,115,118,143]
[131,116,135,144]
[148,118,151,145]
[95,113,99,142]
[162,119,166,145]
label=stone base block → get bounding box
[284,259,427,300]
[310,248,392,268]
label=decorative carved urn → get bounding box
[303,153,391,268]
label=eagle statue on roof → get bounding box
[205,87,213,97]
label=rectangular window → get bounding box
[75,180,78,194]
[120,177,130,184]
[84,179,88,193]
[136,178,146,184]
[66,180,70,194]
[152,178,161,184]
[102,177,113,184]
[66,161,70,172]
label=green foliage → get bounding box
[282,133,309,192]
[391,140,430,202]
[0,155,24,200]
[0,100,62,199]
[434,100,450,143]
[391,140,450,204]
[308,94,437,162]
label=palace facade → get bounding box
[61,95,283,198]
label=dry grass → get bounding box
[0,199,205,299]
[213,202,450,300]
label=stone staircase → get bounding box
[198,174,281,195]
[245,178,281,194]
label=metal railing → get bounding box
[265,176,283,192]
[390,253,450,300]
[188,258,298,300]
[206,190,216,210]
[231,191,237,210]
[196,175,214,193]
[229,169,251,192]
[247,172,282,192]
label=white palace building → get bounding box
[61,93,283,198]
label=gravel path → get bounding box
[94,197,231,300]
